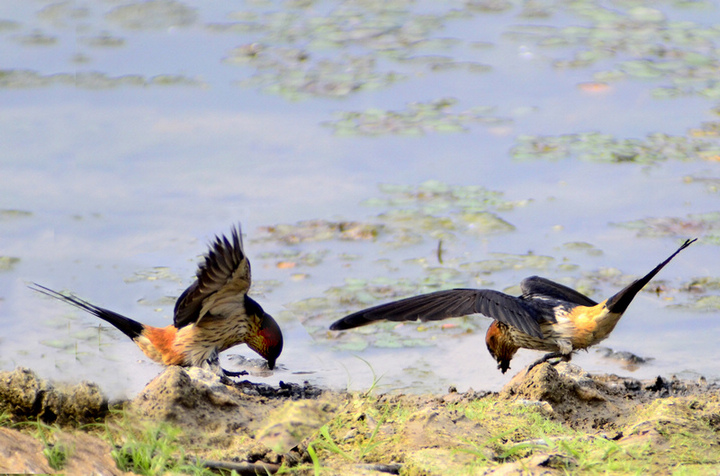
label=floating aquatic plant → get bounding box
[504,3,720,100]
[614,213,720,242]
[366,180,526,213]
[255,220,382,245]
[0,256,20,272]
[511,131,720,164]
[0,70,202,89]
[105,0,198,30]
[323,98,508,136]
[257,249,330,267]
[0,209,32,220]
[220,0,492,99]
[123,267,183,284]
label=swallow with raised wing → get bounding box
[32,225,283,377]
[330,239,695,373]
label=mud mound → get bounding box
[501,362,716,431]
[130,367,334,435]
[0,367,108,425]
[129,366,342,467]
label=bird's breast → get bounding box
[173,310,255,366]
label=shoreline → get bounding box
[1,363,719,474]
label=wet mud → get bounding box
[1,363,719,474]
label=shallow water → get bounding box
[1,1,719,399]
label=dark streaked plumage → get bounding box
[331,288,546,338]
[31,225,283,376]
[330,239,696,374]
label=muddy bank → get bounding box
[1,364,719,474]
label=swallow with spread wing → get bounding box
[330,239,695,374]
[31,225,283,377]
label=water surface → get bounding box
[1,0,719,398]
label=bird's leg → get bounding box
[203,352,248,379]
[526,352,571,372]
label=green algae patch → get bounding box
[367,180,525,212]
[675,275,720,312]
[256,182,526,253]
[614,213,720,241]
[258,249,330,268]
[13,32,58,46]
[366,180,525,243]
[255,220,382,245]
[323,98,507,136]
[0,20,20,32]
[503,1,720,101]
[79,34,126,48]
[0,69,202,89]
[123,266,184,284]
[511,131,720,164]
[220,1,468,100]
[462,252,555,275]
[0,256,20,272]
[684,174,720,194]
[562,241,604,256]
[105,0,198,30]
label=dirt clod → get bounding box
[0,367,108,425]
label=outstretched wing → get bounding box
[330,288,544,338]
[174,225,250,328]
[520,276,598,307]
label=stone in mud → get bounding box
[0,367,47,416]
[0,367,108,425]
[63,381,108,423]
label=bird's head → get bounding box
[485,321,518,374]
[252,312,283,370]
[244,296,283,369]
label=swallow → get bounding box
[31,225,283,377]
[330,239,695,374]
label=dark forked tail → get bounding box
[30,283,145,340]
[605,239,696,315]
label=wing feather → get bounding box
[173,225,250,328]
[330,288,543,338]
[520,276,597,307]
